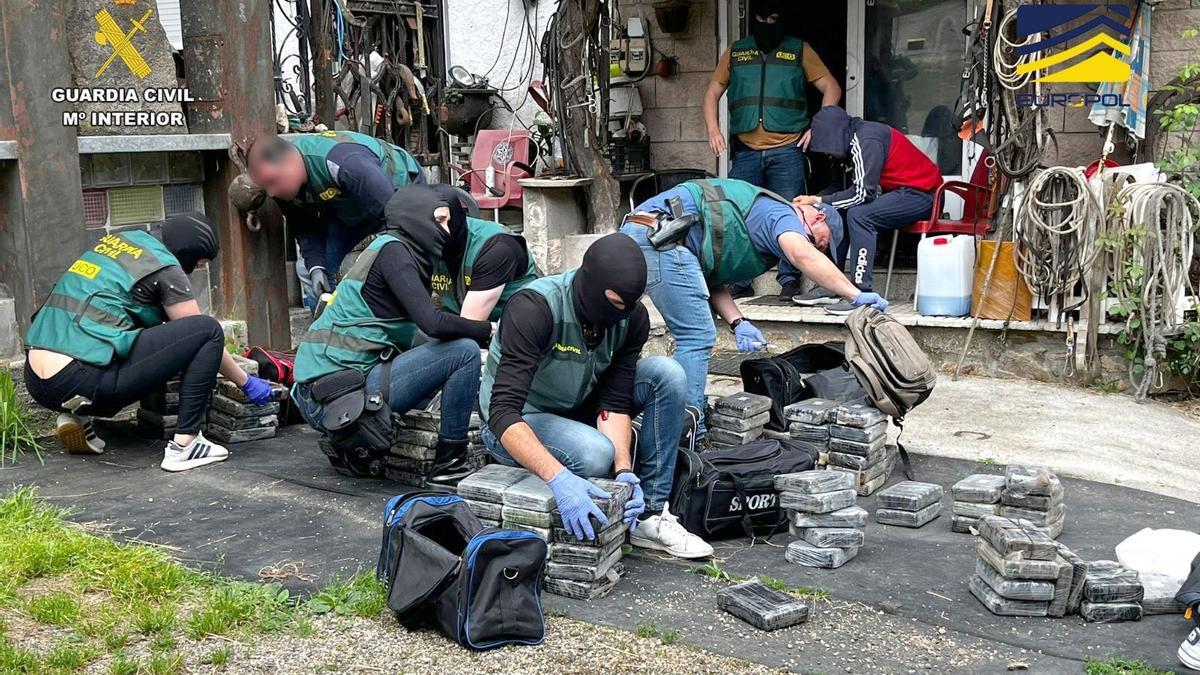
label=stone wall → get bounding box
[618,0,721,174]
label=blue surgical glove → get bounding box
[852,291,889,312]
[614,471,645,530]
[733,319,767,353]
[240,375,274,406]
[548,468,610,541]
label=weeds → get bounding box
[634,621,659,638]
[206,646,232,667]
[1084,657,1172,675]
[43,639,100,671]
[688,561,745,583]
[0,371,41,466]
[185,582,296,639]
[108,653,139,675]
[25,591,81,626]
[660,627,680,645]
[148,651,185,675]
[304,574,387,618]
[132,602,178,635]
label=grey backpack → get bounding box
[843,307,936,421]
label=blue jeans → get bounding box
[620,223,713,437]
[294,337,481,440]
[480,356,687,511]
[838,187,936,292]
[730,144,808,287]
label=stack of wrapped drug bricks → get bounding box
[826,403,898,496]
[707,393,772,447]
[383,406,487,488]
[949,474,1007,533]
[138,378,184,439]
[1081,560,1144,623]
[1001,466,1066,538]
[783,398,839,447]
[875,481,944,528]
[778,470,864,569]
[969,515,1086,618]
[456,465,632,600]
[206,379,286,443]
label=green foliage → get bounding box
[25,591,81,627]
[147,652,185,675]
[304,574,387,618]
[687,561,745,583]
[43,638,101,671]
[108,654,139,675]
[0,371,42,466]
[185,582,295,639]
[1084,656,1172,675]
[659,627,680,645]
[634,621,658,638]
[206,646,232,668]
[0,638,39,673]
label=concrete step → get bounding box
[0,296,19,360]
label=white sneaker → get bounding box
[1181,626,1200,671]
[161,432,229,472]
[629,504,714,560]
[56,413,105,454]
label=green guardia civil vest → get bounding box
[294,235,419,382]
[680,178,792,287]
[479,270,630,420]
[430,218,541,320]
[286,130,422,229]
[728,36,810,136]
[25,231,176,366]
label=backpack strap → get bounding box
[894,418,916,480]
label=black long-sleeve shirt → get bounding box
[460,234,527,293]
[291,143,405,272]
[362,241,491,344]
[487,290,650,438]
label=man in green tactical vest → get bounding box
[620,178,888,439]
[23,214,275,472]
[291,199,494,483]
[246,131,425,311]
[478,234,714,559]
[703,0,843,301]
[384,184,540,322]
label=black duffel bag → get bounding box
[739,342,868,431]
[669,438,819,540]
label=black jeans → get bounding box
[24,315,226,434]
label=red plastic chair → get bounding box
[883,151,996,300]
[449,129,533,222]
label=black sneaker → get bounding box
[428,437,474,485]
[823,300,858,316]
[792,287,840,306]
[777,280,802,302]
[728,282,755,299]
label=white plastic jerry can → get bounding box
[916,235,976,317]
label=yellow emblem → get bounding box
[319,187,340,200]
[68,259,101,280]
[553,343,582,355]
[93,7,154,79]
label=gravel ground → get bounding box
[5,612,777,674]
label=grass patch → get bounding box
[185,582,297,639]
[206,646,232,667]
[754,575,830,600]
[634,621,658,638]
[108,653,139,675]
[688,561,746,583]
[43,638,100,671]
[148,651,185,675]
[0,371,42,466]
[25,591,81,626]
[304,574,387,618]
[660,627,680,645]
[131,601,178,635]
[1084,657,1173,675]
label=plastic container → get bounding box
[917,234,976,317]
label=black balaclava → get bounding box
[808,106,855,160]
[571,233,647,331]
[429,184,469,267]
[750,0,786,52]
[162,212,219,274]
[385,184,465,280]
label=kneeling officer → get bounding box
[292,190,493,483]
[478,234,713,559]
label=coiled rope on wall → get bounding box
[1107,182,1200,398]
[1014,167,1102,311]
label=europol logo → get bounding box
[93,6,155,79]
[1015,4,1131,83]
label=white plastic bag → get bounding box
[1114,527,1200,586]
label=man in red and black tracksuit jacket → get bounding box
[794,106,942,301]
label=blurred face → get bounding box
[796,204,831,251]
[604,289,629,310]
[755,12,779,24]
[249,147,306,201]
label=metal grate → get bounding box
[107,185,164,226]
[163,184,204,216]
[82,190,108,229]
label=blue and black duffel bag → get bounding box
[376,492,548,650]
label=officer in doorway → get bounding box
[479,234,714,559]
[703,0,843,301]
[246,131,425,310]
